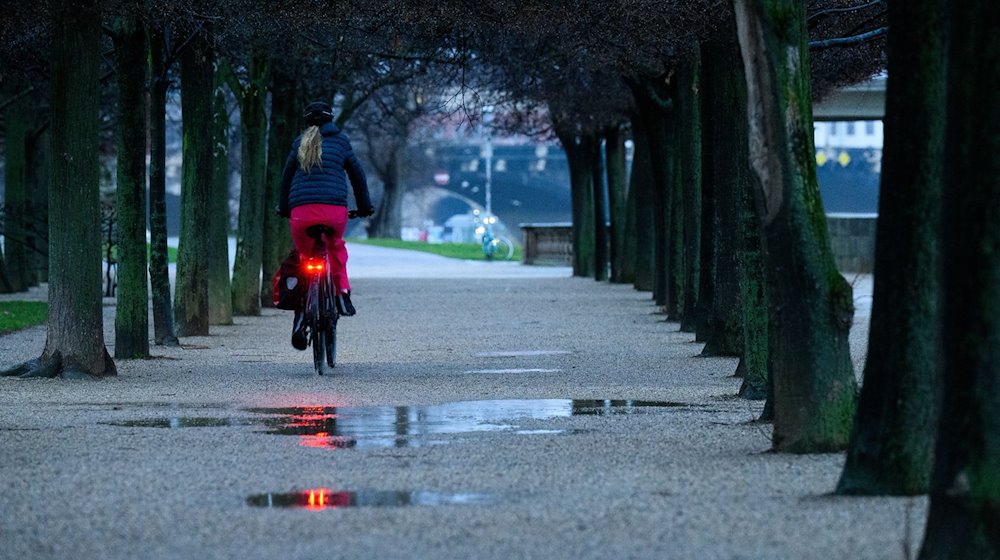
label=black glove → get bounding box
[355,207,375,218]
[275,205,289,218]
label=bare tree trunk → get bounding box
[26,125,49,285]
[174,23,215,336]
[369,150,404,239]
[919,1,999,557]
[0,244,13,293]
[555,124,595,278]
[733,0,857,452]
[111,14,150,359]
[3,0,115,378]
[148,29,178,346]
[837,0,945,495]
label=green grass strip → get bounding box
[0,301,48,334]
[349,238,522,261]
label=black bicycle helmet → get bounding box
[303,101,334,125]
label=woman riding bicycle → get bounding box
[278,101,374,349]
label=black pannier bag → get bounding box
[272,250,305,310]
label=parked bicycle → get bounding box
[474,210,514,261]
[299,209,362,375]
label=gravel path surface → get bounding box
[0,246,920,560]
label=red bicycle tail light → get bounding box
[304,259,325,273]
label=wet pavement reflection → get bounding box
[246,488,496,510]
[106,399,706,449]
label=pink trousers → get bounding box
[290,204,350,294]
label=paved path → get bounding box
[0,247,916,560]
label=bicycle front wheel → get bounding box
[489,236,515,261]
[312,324,329,376]
[326,316,337,368]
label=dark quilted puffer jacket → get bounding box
[277,122,372,216]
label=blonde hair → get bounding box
[297,126,323,172]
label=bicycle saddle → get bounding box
[305,224,335,239]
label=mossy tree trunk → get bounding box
[694,73,716,343]
[260,64,298,307]
[919,1,999,557]
[173,23,215,336]
[633,81,672,307]
[837,0,945,495]
[677,50,702,332]
[227,51,270,316]
[590,132,608,282]
[208,86,233,325]
[626,113,654,291]
[3,90,30,292]
[725,10,770,401]
[111,14,150,359]
[738,151,769,400]
[606,126,628,284]
[699,39,744,357]
[148,28,179,346]
[664,100,684,320]
[733,0,857,452]
[4,0,115,378]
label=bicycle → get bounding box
[300,210,361,375]
[474,211,514,261]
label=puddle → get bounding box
[104,399,705,449]
[105,417,260,428]
[567,399,702,415]
[463,368,561,374]
[61,402,227,410]
[245,399,701,448]
[246,488,496,510]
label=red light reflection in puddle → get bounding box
[298,432,356,449]
[302,488,351,510]
[283,407,358,449]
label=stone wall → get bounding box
[826,214,878,273]
[520,223,573,266]
[521,215,878,273]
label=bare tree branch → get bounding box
[809,26,888,50]
[808,0,885,23]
